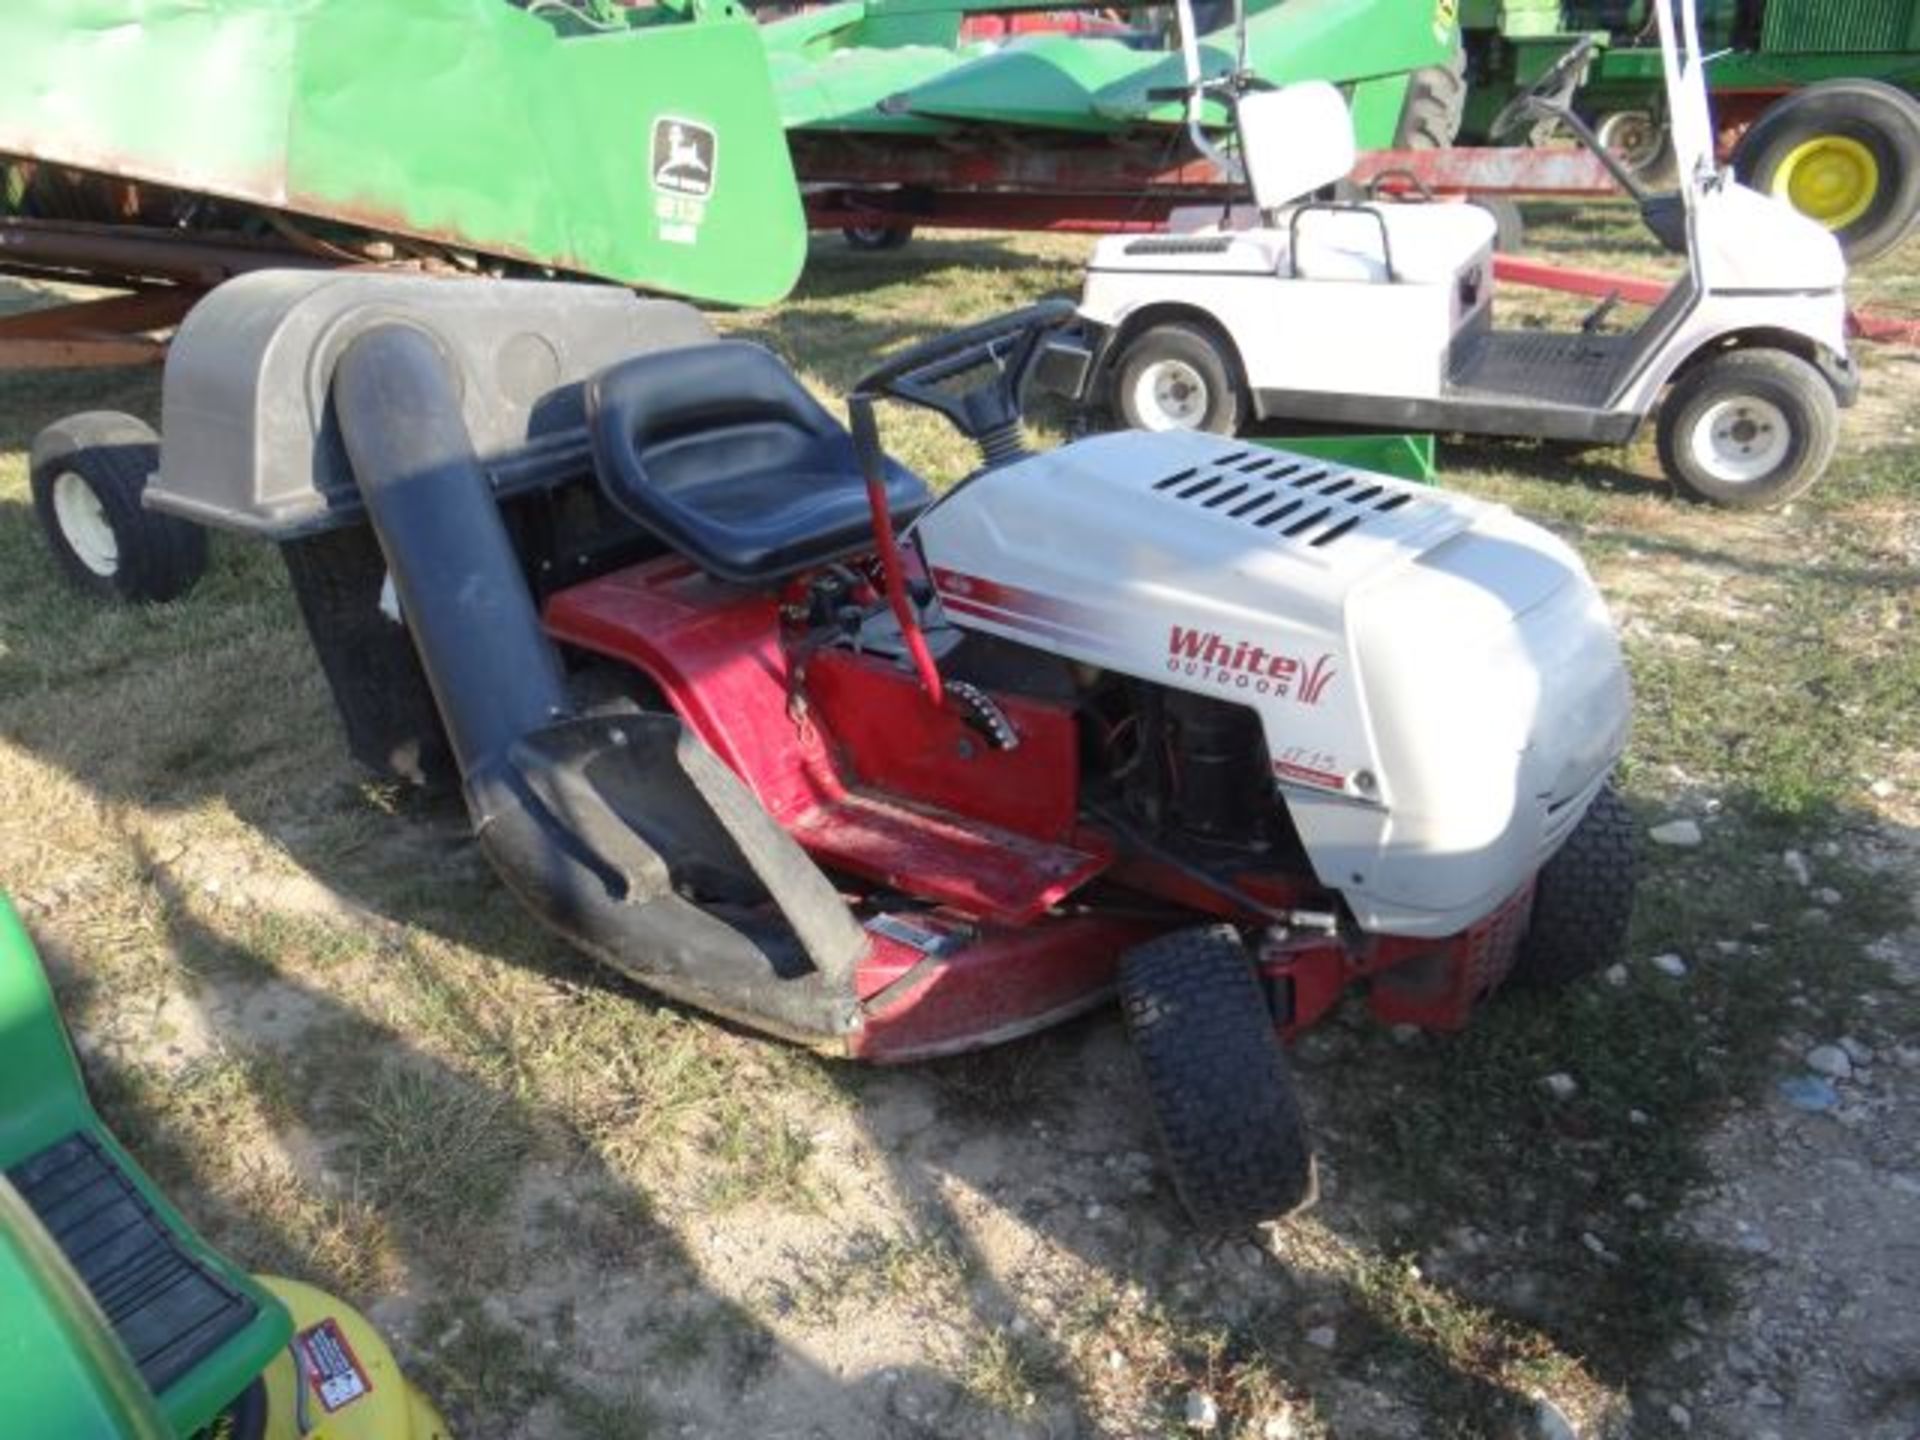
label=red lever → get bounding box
[849,395,944,705]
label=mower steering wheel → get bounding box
[1490,35,1599,143]
[851,299,1079,456]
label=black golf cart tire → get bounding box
[30,411,208,604]
[1731,79,1920,265]
[1111,322,1244,436]
[842,223,915,252]
[1394,51,1468,151]
[1656,348,1839,510]
[1511,783,1637,989]
[1120,925,1316,1232]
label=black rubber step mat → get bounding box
[8,1130,256,1394]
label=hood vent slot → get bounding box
[1144,451,1427,550]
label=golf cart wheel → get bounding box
[29,411,207,604]
[1512,783,1638,989]
[1468,195,1527,254]
[1111,322,1243,436]
[842,223,914,252]
[1394,51,1467,150]
[1594,109,1676,190]
[1732,80,1920,265]
[1656,348,1838,510]
[1120,925,1315,1232]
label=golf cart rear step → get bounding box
[7,1131,257,1393]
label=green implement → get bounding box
[0,895,293,1437]
[0,0,806,306]
[771,0,1464,146]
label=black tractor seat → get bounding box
[585,340,930,586]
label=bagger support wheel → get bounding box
[1511,783,1638,989]
[1120,925,1316,1232]
[1110,321,1244,436]
[1655,348,1839,510]
[1732,80,1920,265]
[30,411,208,604]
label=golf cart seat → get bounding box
[1237,81,1497,284]
[587,340,930,586]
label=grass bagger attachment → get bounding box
[36,268,1638,1231]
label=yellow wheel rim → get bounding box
[1773,134,1880,230]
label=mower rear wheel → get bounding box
[30,411,207,604]
[1656,348,1838,510]
[1111,322,1243,436]
[1512,783,1638,989]
[1120,925,1315,1232]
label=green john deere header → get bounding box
[0,0,808,306]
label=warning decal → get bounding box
[297,1317,373,1413]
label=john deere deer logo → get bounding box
[652,118,716,198]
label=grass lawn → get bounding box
[1,205,1915,1439]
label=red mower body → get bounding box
[544,555,1531,1062]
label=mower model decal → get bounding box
[1274,757,1347,791]
[296,1317,373,1413]
[1165,627,1337,706]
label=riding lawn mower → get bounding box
[31,268,1637,1231]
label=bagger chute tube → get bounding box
[32,260,1638,1233]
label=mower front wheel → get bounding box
[1120,925,1315,1232]
[1511,783,1638,989]
[30,411,207,604]
[1656,348,1839,510]
[1111,323,1244,436]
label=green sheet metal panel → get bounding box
[0,896,293,1437]
[0,0,807,306]
[0,1183,173,1440]
[893,35,1164,132]
[1096,0,1459,141]
[1760,0,1920,53]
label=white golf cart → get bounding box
[1043,0,1859,510]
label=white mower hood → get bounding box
[914,430,1631,936]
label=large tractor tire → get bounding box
[1120,925,1316,1232]
[30,411,208,604]
[1732,79,1920,265]
[1511,784,1638,989]
[1395,50,1468,150]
